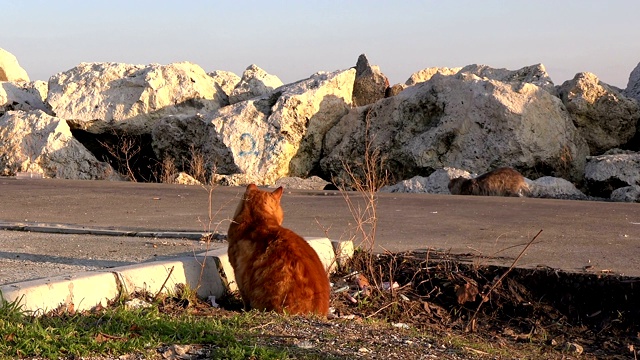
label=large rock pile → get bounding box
[322,65,589,185]
[1,47,640,202]
[0,48,30,82]
[47,61,228,134]
[0,110,114,179]
[558,72,639,155]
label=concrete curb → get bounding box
[0,238,353,314]
[0,221,208,240]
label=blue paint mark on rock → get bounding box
[238,133,259,156]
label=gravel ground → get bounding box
[0,230,224,285]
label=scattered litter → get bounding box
[125,298,152,310]
[152,197,161,200]
[341,271,359,280]
[332,286,350,293]
[208,296,219,308]
[161,344,201,359]
[355,274,371,296]
[344,292,358,304]
[392,322,410,329]
[382,281,400,291]
[399,294,410,301]
[340,314,356,320]
[295,340,315,349]
[587,310,601,317]
[564,342,583,355]
[358,347,370,353]
[16,172,43,179]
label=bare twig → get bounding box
[249,321,276,331]
[154,266,175,301]
[335,107,389,290]
[467,229,543,330]
[366,301,398,318]
[194,166,236,292]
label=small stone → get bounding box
[295,340,315,349]
[565,342,584,355]
[172,344,190,356]
[392,322,410,329]
[124,298,152,310]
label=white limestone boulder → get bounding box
[228,64,283,105]
[584,151,640,197]
[321,65,589,187]
[459,63,557,95]
[46,62,227,133]
[625,62,640,102]
[610,185,640,203]
[558,72,639,155]
[0,48,30,82]
[526,176,587,200]
[0,110,116,179]
[208,70,241,103]
[1,80,50,115]
[274,176,330,190]
[624,62,640,149]
[405,67,461,86]
[173,172,201,186]
[153,68,355,185]
[380,167,473,194]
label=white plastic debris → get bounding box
[392,322,410,329]
[295,340,315,349]
[332,286,350,293]
[382,281,400,291]
[208,296,219,308]
[124,298,152,310]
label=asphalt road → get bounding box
[0,177,639,283]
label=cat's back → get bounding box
[475,167,528,196]
[449,167,529,197]
[245,225,330,315]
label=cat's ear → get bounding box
[247,184,258,192]
[272,186,283,200]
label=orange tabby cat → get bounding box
[227,184,330,315]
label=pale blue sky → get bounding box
[2,1,639,88]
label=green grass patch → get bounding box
[0,299,289,360]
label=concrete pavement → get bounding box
[0,177,638,312]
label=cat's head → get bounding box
[234,184,284,225]
[448,177,467,195]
